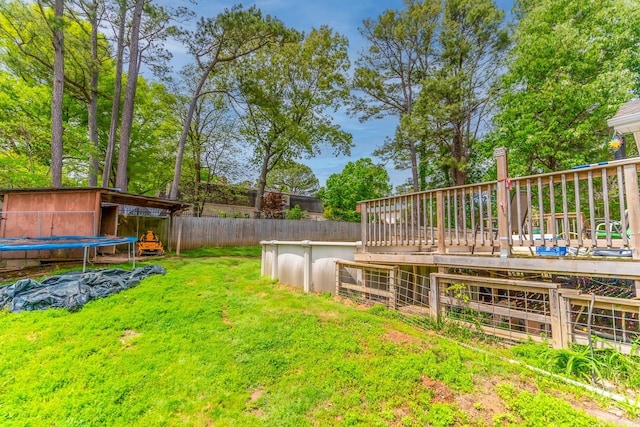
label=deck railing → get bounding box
[360,148,640,259]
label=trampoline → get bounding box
[0,235,138,272]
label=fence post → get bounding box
[557,290,574,349]
[494,147,511,259]
[548,288,563,349]
[436,191,446,254]
[388,267,397,309]
[175,215,183,256]
[429,274,440,321]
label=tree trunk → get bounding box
[254,150,272,218]
[87,0,99,186]
[169,62,215,200]
[103,0,127,188]
[115,0,144,192]
[409,139,419,192]
[50,0,64,187]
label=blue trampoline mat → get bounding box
[0,235,138,251]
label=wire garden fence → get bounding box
[336,261,640,354]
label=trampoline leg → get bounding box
[132,243,136,270]
[83,246,88,272]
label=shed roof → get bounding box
[0,187,190,214]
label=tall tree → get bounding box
[177,67,244,215]
[413,0,508,187]
[265,161,319,196]
[0,0,112,186]
[67,0,105,186]
[168,5,291,200]
[320,158,391,222]
[49,0,65,187]
[491,0,640,176]
[226,26,353,216]
[114,0,143,191]
[102,0,126,187]
[351,0,440,192]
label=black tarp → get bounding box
[0,265,166,312]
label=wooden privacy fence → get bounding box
[336,261,640,354]
[172,217,361,249]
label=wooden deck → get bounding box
[356,149,640,284]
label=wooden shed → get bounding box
[0,188,189,266]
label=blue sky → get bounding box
[155,0,514,189]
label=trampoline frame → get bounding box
[0,236,138,272]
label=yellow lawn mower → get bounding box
[137,230,165,256]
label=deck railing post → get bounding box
[359,202,367,250]
[623,164,640,261]
[494,147,511,258]
[436,191,446,254]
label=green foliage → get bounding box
[496,383,605,426]
[266,161,320,196]
[511,340,640,391]
[321,158,392,222]
[412,0,508,187]
[284,204,306,220]
[490,0,640,176]
[221,25,352,213]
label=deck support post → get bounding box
[548,288,564,349]
[388,267,397,309]
[429,273,440,321]
[494,147,511,259]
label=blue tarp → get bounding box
[0,265,165,312]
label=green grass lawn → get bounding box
[0,248,631,426]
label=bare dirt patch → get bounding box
[455,376,509,426]
[119,329,141,348]
[385,329,423,346]
[422,375,454,403]
[222,309,232,325]
[246,387,265,417]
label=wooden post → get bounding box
[624,164,640,260]
[623,164,640,296]
[388,267,397,309]
[557,290,574,349]
[548,288,563,349]
[166,214,173,252]
[436,191,446,254]
[428,273,440,320]
[634,131,640,155]
[360,203,367,248]
[494,147,511,258]
[175,215,183,256]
